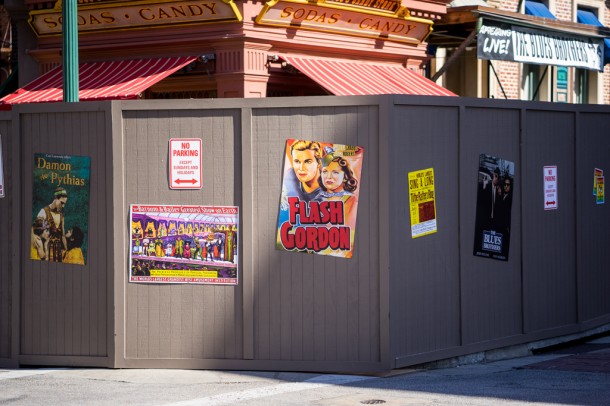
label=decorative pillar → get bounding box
[62,0,79,102]
[214,41,271,98]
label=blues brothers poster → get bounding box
[473,154,515,261]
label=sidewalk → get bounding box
[1,333,609,405]
[521,334,610,374]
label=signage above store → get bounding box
[325,0,401,13]
[256,0,433,45]
[28,0,243,37]
[477,18,604,71]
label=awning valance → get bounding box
[524,0,556,19]
[280,56,456,97]
[577,9,610,65]
[0,57,197,106]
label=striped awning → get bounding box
[0,56,197,106]
[281,56,456,97]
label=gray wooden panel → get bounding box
[20,110,109,357]
[251,105,380,363]
[388,104,461,357]
[522,110,577,332]
[0,118,13,362]
[8,97,610,372]
[459,106,522,345]
[576,111,610,322]
[122,109,243,360]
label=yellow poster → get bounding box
[408,168,437,238]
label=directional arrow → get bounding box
[546,200,556,206]
[174,178,198,184]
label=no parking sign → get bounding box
[169,138,202,189]
[544,166,557,210]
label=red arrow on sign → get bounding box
[175,179,198,184]
[546,200,556,206]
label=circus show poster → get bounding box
[130,204,238,285]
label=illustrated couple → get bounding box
[283,140,359,203]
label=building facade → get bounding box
[431,0,610,104]
[0,0,456,104]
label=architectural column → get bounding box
[213,41,272,98]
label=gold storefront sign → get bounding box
[255,0,433,45]
[29,0,243,37]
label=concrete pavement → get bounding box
[1,334,609,405]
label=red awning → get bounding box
[1,56,197,105]
[281,56,456,97]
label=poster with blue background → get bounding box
[31,153,91,265]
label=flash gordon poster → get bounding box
[31,153,91,265]
[276,139,364,259]
[473,153,515,261]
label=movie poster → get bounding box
[593,168,603,196]
[473,154,515,261]
[31,153,91,265]
[594,168,604,204]
[408,168,437,238]
[596,176,605,204]
[129,204,238,285]
[276,139,364,258]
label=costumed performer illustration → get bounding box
[31,218,50,261]
[37,186,68,262]
[63,226,85,265]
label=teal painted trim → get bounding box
[62,0,79,102]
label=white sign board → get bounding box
[0,134,4,198]
[544,165,558,210]
[169,138,202,189]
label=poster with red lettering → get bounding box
[276,139,364,258]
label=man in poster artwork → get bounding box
[497,175,513,257]
[37,187,68,262]
[480,167,501,230]
[283,140,324,202]
[474,165,501,255]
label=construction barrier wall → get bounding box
[0,96,608,372]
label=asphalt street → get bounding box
[1,334,609,406]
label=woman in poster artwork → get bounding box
[319,149,360,252]
[63,226,85,265]
[319,149,359,220]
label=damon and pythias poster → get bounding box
[129,204,238,285]
[276,139,364,258]
[473,154,515,261]
[31,153,91,265]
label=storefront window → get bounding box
[523,64,541,101]
[575,69,590,104]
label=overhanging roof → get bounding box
[429,5,610,47]
[280,56,456,97]
[0,57,197,106]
